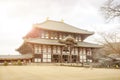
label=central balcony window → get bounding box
[51,32,58,39]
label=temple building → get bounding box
[17,20,101,63]
[0,54,32,63]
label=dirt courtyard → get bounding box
[0,66,120,80]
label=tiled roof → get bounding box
[0,54,33,60]
[26,38,64,46]
[34,20,94,35]
[77,42,102,48]
[26,38,101,48]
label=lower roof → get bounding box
[0,54,33,60]
[25,38,101,48]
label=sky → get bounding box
[0,0,120,55]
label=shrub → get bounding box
[12,61,17,65]
[4,61,8,66]
[17,60,22,65]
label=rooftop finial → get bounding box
[61,19,64,22]
[46,17,49,21]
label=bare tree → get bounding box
[101,0,120,21]
[96,32,120,55]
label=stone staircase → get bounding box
[26,63,61,66]
[26,63,87,67]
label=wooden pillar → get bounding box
[51,45,53,63]
[78,47,80,63]
[47,31,49,39]
[85,48,87,62]
[79,48,81,63]
[58,46,60,63]
[60,46,63,63]
[41,45,43,63]
[84,48,87,61]
[81,48,84,66]
[69,46,72,63]
[91,48,94,62]
[56,32,59,39]
[33,44,35,62]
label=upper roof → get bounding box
[34,20,94,35]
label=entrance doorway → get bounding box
[72,55,77,63]
[52,55,60,63]
[62,55,69,63]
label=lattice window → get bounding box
[59,33,62,39]
[57,46,61,53]
[34,45,42,54]
[48,45,51,53]
[45,31,49,39]
[34,45,39,54]
[43,45,47,53]
[43,54,51,62]
[53,46,57,53]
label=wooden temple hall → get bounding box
[16,20,101,63]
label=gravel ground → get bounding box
[0,66,120,80]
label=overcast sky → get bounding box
[0,0,120,55]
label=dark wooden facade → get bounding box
[32,44,93,63]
